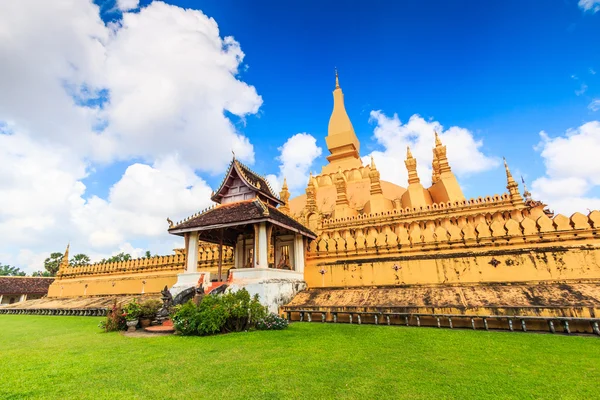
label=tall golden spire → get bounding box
[405,146,420,184]
[322,70,361,174]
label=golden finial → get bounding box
[434,131,442,146]
[167,217,173,228]
[335,68,340,89]
[282,177,288,190]
[406,146,413,159]
[370,154,376,169]
[503,157,512,178]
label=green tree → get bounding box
[69,254,91,267]
[43,252,64,276]
[145,250,152,258]
[0,264,26,276]
[31,270,52,277]
[101,252,132,263]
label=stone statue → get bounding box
[156,285,173,320]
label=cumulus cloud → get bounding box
[266,133,323,195]
[579,0,600,13]
[0,1,262,271]
[532,121,600,215]
[117,0,140,11]
[100,2,262,170]
[363,111,499,187]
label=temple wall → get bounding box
[304,210,600,288]
[48,243,234,298]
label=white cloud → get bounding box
[579,0,600,13]
[266,133,322,195]
[590,68,597,75]
[363,111,499,187]
[589,99,600,112]
[575,84,588,96]
[100,1,262,171]
[532,121,600,215]
[0,1,263,272]
[117,0,140,11]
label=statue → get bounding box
[156,285,173,321]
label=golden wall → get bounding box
[304,208,600,288]
[48,244,234,297]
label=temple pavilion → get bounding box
[166,158,316,310]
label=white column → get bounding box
[186,232,199,273]
[234,237,242,269]
[0,295,4,304]
[255,222,269,269]
[294,234,305,273]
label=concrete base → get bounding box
[170,272,206,298]
[228,268,306,313]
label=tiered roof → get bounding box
[211,158,283,206]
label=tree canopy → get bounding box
[101,252,132,263]
[69,254,91,267]
[0,264,26,276]
[43,252,64,276]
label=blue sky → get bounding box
[89,0,600,198]
[1,0,599,270]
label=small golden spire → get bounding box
[434,131,442,147]
[406,146,413,159]
[370,154,376,169]
[335,68,340,88]
[282,177,288,190]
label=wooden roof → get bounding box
[168,199,316,245]
[210,158,283,206]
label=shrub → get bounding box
[122,299,142,321]
[169,289,268,336]
[256,313,289,330]
[140,299,162,319]
[171,301,200,336]
[99,301,126,332]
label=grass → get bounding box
[0,316,599,399]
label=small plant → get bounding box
[140,299,161,319]
[122,299,142,321]
[99,301,126,332]
[256,313,289,330]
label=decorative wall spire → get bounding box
[368,155,383,196]
[431,150,440,185]
[405,146,420,184]
[58,244,70,275]
[279,178,291,214]
[335,68,340,89]
[503,158,524,206]
[433,131,452,175]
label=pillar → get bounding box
[185,232,199,273]
[234,236,243,269]
[0,295,3,304]
[254,222,269,269]
[294,234,305,273]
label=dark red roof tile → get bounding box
[0,277,54,295]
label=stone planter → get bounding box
[126,319,139,332]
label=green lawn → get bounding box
[0,316,599,399]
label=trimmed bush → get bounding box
[140,299,162,319]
